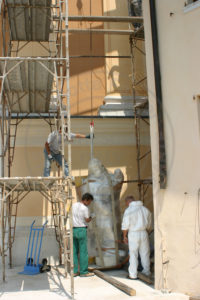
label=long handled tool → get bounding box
[90,120,94,160]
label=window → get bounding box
[184,0,200,12]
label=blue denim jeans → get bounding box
[43,148,69,177]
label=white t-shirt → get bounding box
[47,131,76,154]
[121,201,151,232]
[72,202,90,227]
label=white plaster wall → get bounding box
[143,0,200,296]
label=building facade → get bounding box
[143,0,200,296]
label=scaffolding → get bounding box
[0,0,152,297]
[0,0,74,297]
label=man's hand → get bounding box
[90,212,96,219]
[123,237,128,244]
[48,154,53,161]
[85,134,95,139]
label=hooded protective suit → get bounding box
[121,201,151,278]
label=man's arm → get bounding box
[84,206,93,223]
[67,133,90,140]
[146,211,152,233]
[85,216,92,223]
[122,230,128,244]
[45,142,53,160]
[45,142,51,155]
[45,131,56,156]
[75,133,89,139]
[85,212,95,223]
[121,209,129,244]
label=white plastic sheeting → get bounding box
[80,158,124,265]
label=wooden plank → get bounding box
[68,16,143,23]
[53,15,143,23]
[138,272,153,285]
[94,269,136,296]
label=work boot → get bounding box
[126,275,138,280]
[141,270,151,277]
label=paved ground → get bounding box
[0,267,188,300]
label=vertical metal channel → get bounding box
[129,35,142,200]
[149,0,167,188]
[59,0,65,178]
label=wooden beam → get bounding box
[138,272,153,285]
[68,29,136,35]
[94,270,136,296]
[67,16,143,24]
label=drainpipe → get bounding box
[149,0,167,189]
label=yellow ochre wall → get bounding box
[69,0,106,115]
[9,118,152,217]
[68,0,147,115]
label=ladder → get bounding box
[1,189,20,279]
[50,180,74,296]
[8,115,23,168]
[53,0,74,296]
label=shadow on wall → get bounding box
[69,27,105,76]
[69,28,106,115]
[104,0,147,98]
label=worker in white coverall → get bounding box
[121,195,152,279]
[43,127,90,177]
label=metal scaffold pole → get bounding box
[0,87,5,282]
[64,1,74,297]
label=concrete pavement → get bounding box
[0,267,189,300]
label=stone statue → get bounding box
[79,158,124,266]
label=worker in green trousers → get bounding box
[72,193,95,277]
